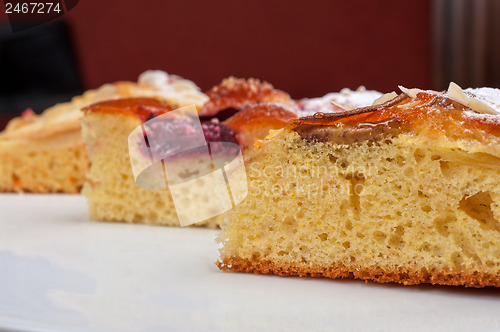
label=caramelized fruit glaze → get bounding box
[290,93,500,144]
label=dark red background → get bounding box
[0,0,431,127]
[64,0,431,96]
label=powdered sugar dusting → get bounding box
[297,88,382,117]
[465,87,500,114]
[453,87,500,126]
[138,70,170,88]
[136,70,208,108]
[460,107,500,128]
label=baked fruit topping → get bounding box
[200,77,294,116]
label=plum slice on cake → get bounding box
[217,85,500,287]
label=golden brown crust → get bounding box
[0,186,82,194]
[82,98,174,120]
[218,257,500,288]
[224,103,297,153]
[0,105,82,141]
[200,77,293,116]
[225,103,297,131]
[289,92,500,145]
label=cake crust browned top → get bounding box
[225,103,297,129]
[82,98,175,120]
[200,77,293,116]
[289,92,500,146]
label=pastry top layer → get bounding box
[0,70,207,141]
[290,91,500,146]
[296,87,382,117]
[225,103,297,128]
[200,77,293,116]
[82,98,173,121]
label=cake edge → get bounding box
[217,257,500,288]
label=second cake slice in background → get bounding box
[81,78,298,227]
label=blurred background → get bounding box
[0,0,499,129]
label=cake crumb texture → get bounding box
[82,105,219,228]
[218,113,500,286]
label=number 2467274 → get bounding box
[5,2,62,14]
